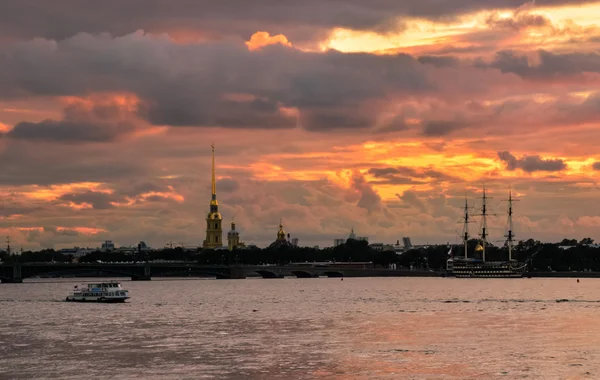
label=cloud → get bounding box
[417,55,460,68]
[421,119,471,137]
[0,32,430,131]
[485,5,552,31]
[216,178,240,193]
[368,166,455,185]
[592,162,600,171]
[497,151,567,172]
[397,190,428,213]
[2,94,145,143]
[484,49,600,79]
[350,172,383,213]
[246,31,292,50]
[6,119,136,143]
[0,0,596,43]
[58,191,120,210]
[3,2,600,251]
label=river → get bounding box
[0,277,598,379]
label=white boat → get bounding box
[65,281,130,303]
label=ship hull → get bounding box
[66,296,128,303]
[450,260,527,278]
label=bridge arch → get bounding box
[323,271,344,278]
[254,270,284,279]
[152,269,231,279]
[291,270,318,278]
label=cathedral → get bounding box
[268,219,294,249]
[202,145,244,250]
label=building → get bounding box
[402,237,412,249]
[101,240,115,252]
[291,238,299,248]
[58,247,95,258]
[369,243,395,252]
[335,228,369,246]
[392,240,404,254]
[227,219,246,251]
[203,144,223,249]
[333,238,346,247]
[268,220,294,249]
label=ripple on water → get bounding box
[2,277,600,379]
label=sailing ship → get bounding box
[447,188,527,278]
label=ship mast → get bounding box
[480,187,489,262]
[505,188,518,262]
[462,198,470,259]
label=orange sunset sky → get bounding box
[1,0,600,249]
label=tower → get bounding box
[203,144,223,249]
[227,219,240,251]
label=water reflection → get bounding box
[0,278,599,379]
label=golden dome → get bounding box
[475,244,484,251]
[277,220,286,241]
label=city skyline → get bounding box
[2,1,600,249]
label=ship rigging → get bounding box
[448,187,528,278]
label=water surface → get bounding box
[1,277,598,379]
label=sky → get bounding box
[1,1,600,250]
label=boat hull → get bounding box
[65,296,129,303]
[451,260,527,278]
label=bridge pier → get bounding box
[132,264,152,281]
[1,277,23,283]
[229,266,246,279]
[1,264,23,283]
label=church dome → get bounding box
[228,220,239,236]
[277,221,286,241]
[348,227,356,240]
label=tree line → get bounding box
[1,238,598,272]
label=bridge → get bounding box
[0,262,440,283]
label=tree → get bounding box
[560,238,577,246]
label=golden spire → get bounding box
[211,143,216,197]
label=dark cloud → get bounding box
[0,139,146,186]
[6,119,135,143]
[498,151,567,172]
[0,0,594,42]
[421,120,470,137]
[2,98,142,143]
[58,191,122,210]
[0,33,429,131]
[351,172,382,213]
[369,166,456,184]
[114,182,164,198]
[396,190,427,213]
[484,49,600,78]
[593,162,600,171]
[418,55,460,68]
